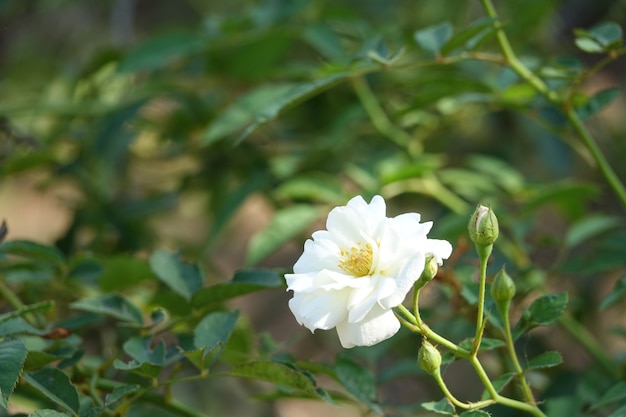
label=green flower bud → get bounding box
[491,267,516,309]
[468,204,499,247]
[415,254,439,290]
[418,339,442,376]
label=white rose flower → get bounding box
[285,195,453,348]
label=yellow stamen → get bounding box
[338,242,373,277]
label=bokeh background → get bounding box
[1,1,626,416]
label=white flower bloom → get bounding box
[285,195,453,348]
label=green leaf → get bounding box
[588,22,623,47]
[481,372,515,400]
[526,351,563,369]
[458,337,505,352]
[150,250,203,301]
[608,404,626,417]
[576,88,620,119]
[460,411,491,417]
[0,300,54,323]
[23,351,60,372]
[117,30,205,72]
[113,360,162,379]
[204,72,352,145]
[97,255,151,291]
[421,398,455,415]
[335,355,382,415]
[24,367,80,414]
[414,22,453,55]
[105,384,141,407]
[565,215,621,248]
[191,269,284,308]
[274,175,345,204]
[246,205,322,266]
[192,310,240,367]
[70,294,143,325]
[0,338,27,408]
[575,37,604,53]
[599,275,626,311]
[0,240,65,267]
[591,382,626,410]
[29,411,70,417]
[514,292,568,339]
[441,18,496,54]
[230,361,318,396]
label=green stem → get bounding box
[351,76,412,149]
[558,313,619,378]
[472,244,492,355]
[501,305,536,404]
[0,278,24,310]
[480,0,626,210]
[432,369,496,410]
[563,108,626,208]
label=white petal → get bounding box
[379,252,425,308]
[427,238,453,264]
[336,306,400,348]
[288,289,349,331]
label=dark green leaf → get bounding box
[97,255,151,291]
[588,22,623,47]
[230,361,318,396]
[118,30,205,72]
[0,240,65,267]
[421,398,455,415]
[105,384,141,407]
[460,411,491,417]
[599,275,626,311]
[526,351,563,369]
[204,72,353,145]
[150,250,203,301]
[565,215,621,247]
[414,22,453,55]
[24,367,80,413]
[246,205,322,266]
[591,382,626,410]
[0,317,44,337]
[481,372,515,400]
[335,355,382,415]
[577,88,620,119]
[0,338,27,408]
[303,25,344,61]
[23,351,60,372]
[191,269,284,308]
[122,337,165,365]
[0,300,54,323]
[514,293,568,339]
[70,294,143,325]
[608,404,626,417]
[192,310,240,367]
[441,18,496,54]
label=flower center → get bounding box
[339,242,373,277]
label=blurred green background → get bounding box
[1,0,626,416]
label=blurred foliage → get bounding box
[1,0,626,416]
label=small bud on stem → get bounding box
[418,339,442,376]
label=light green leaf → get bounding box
[246,205,322,266]
[414,22,453,55]
[274,175,345,204]
[421,398,455,415]
[191,269,284,307]
[97,255,151,291]
[565,215,621,248]
[70,294,143,325]
[0,338,27,408]
[526,351,563,369]
[24,367,80,414]
[150,250,203,301]
[575,37,604,53]
[230,361,318,396]
[335,355,382,415]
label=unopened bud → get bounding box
[491,267,516,308]
[415,254,439,290]
[468,204,499,247]
[418,339,442,376]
